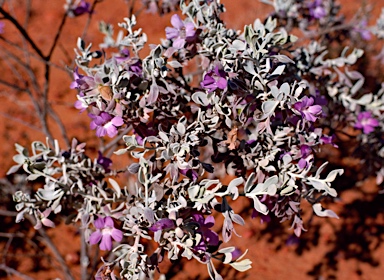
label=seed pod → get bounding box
[98,85,113,101]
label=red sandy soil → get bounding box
[1,0,384,279]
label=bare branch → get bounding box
[103,125,133,157]
[0,35,68,71]
[81,0,103,40]
[0,263,35,280]
[0,7,45,59]
[0,79,28,92]
[0,111,42,133]
[26,215,75,280]
[47,106,70,148]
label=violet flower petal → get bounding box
[170,14,184,29]
[104,216,114,227]
[89,230,102,245]
[94,217,105,229]
[216,77,228,89]
[111,116,124,127]
[173,38,186,49]
[100,234,112,251]
[165,27,179,39]
[111,228,123,242]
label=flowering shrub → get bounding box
[2,0,384,279]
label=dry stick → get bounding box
[26,215,75,280]
[0,48,43,96]
[0,209,17,217]
[0,46,46,120]
[0,7,45,59]
[0,79,28,92]
[1,5,70,147]
[2,234,14,263]
[41,12,69,148]
[0,35,68,71]
[0,232,25,238]
[80,227,89,280]
[0,263,35,280]
[7,0,32,68]
[103,125,133,157]
[0,111,42,132]
[88,246,100,280]
[0,51,52,140]
[47,106,71,147]
[127,0,136,18]
[80,0,102,40]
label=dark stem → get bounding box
[0,7,45,59]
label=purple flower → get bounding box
[70,67,84,90]
[293,96,322,122]
[231,248,242,259]
[149,218,175,232]
[192,214,219,249]
[298,144,312,169]
[180,168,199,181]
[97,151,112,172]
[353,20,372,41]
[89,112,124,138]
[354,111,379,134]
[65,0,91,17]
[320,134,338,148]
[200,66,228,93]
[251,208,271,224]
[70,68,99,97]
[165,14,196,49]
[74,98,88,112]
[286,234,300,246]
[34,208,55,230]
[308,0,326,19]
[89,216,123,251]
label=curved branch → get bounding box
[0,7,45,59]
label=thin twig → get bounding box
[0,7,45,59]
[26,216,75,280]
[0,263,35,280]
[2,235,13,263]
[0,79,28,92]
[0,209,17,216]
[1,49,54,141]
[0,111,42,133]
[103,125,132,157]
[81,0,102,40]
[128,0,136,18]
[0,35,67,71]
[80,227,89,280]
[42,11,70,147]
[47,12,68,59]
[0,47,43,97]
[87,246,100,280]
[47,106,70,148]
[0,232,25,238]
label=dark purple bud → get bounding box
[149,218,175,232]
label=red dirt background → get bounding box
[1,0,384,279]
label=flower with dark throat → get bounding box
[65,0,92,17]
[355,111,379,134]
[293,96,322,122]
[89,112,124,138]
[200,66,228,93]
[165,14,196,49]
